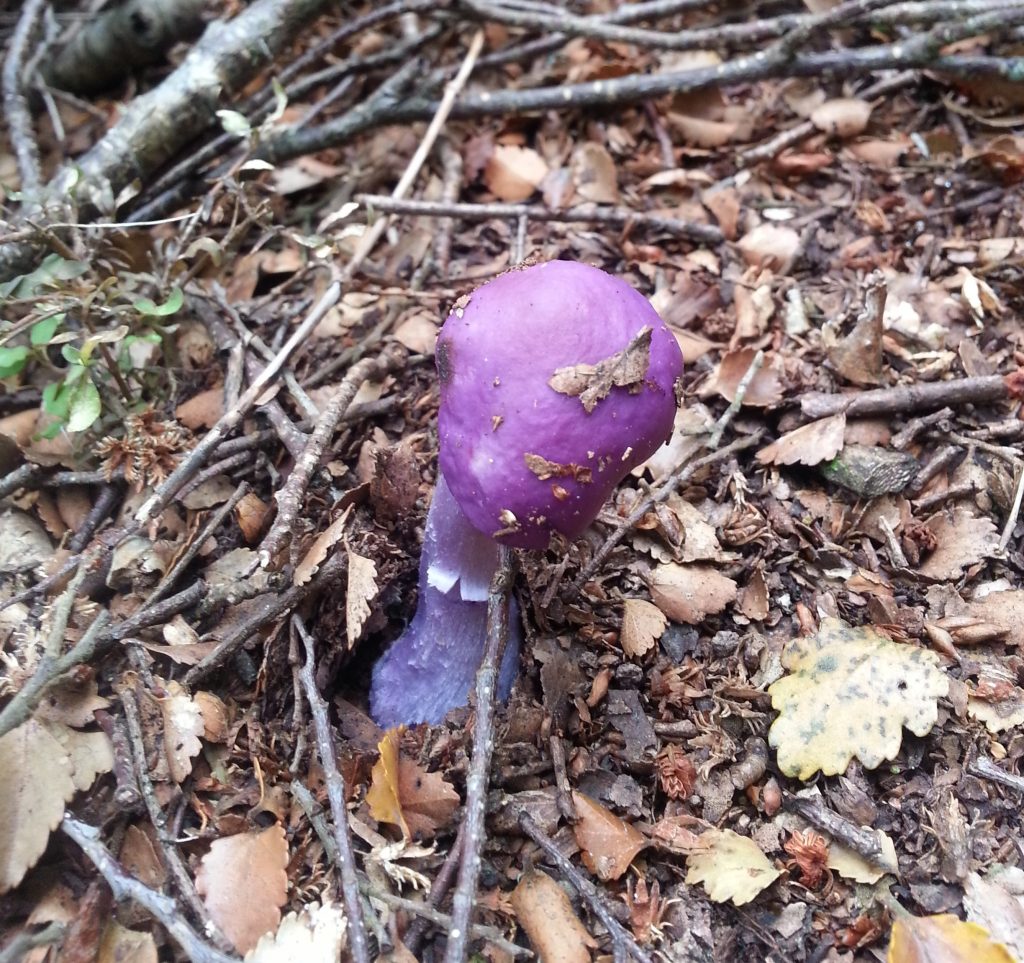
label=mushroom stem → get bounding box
[369,476,522,728]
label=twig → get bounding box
[67,484,122,553]
[61,815,239,963]
[1,0,46,194]
[404,827,466,953]
[444,546,515,963]
[435,139,463,276]
[708,350,763,449]
[356,194,723,245]
[891,407,953,449]
[518,810,655,963]
[570,433,762,596]
[135,281,341,525]
[998,462,1024,552]
[259,344,405,567]
[969,756,1024,794]
[799,375,1008,419]
[0,922,65,963]
[0,462,41,500]
[783,792,899,875]
[292,616,370,963]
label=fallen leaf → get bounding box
[967,688,1024,733]
[571,142,619,203]
[46,723,114,792]
[757,414,846,467]
[811,98,872,138]
[245,902,347,963]
[960,268,1002,322]
[235,493,270,543]
[549,327,652,414]
[888,914,1015,963]
[572,791,646,881]
[366,729,408,838]
[483,145,549,202]
[737,566,770,621]
[346,544,379,648]
[920,509,999,580]
[963,868,1024,961]
[685,829,781,906]
[768,618,949,779]
[648,563,737,624]
[709,349,784,407]
[510,865,597,963]
[175,387,224,431]
[0,720,76,893]
[158,681,205,784]
[620,599,667,658]
[737,224,800,273]
[196,825,289,955]
[98,921,158,963]
[393,313,438,354]
[828,831,899,884]
[294,508,350,586]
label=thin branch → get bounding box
[292,616,370,963]
[708,350,764,449]
[800,374,1008,419]
[0,922,65,963]
[61,815,239,963]
[445,546,515,963]
[355,195,723,244]
[1,0,46,194]
[518,810,655,963]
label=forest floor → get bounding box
[2,2,1024,962]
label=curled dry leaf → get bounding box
[648,562,738,624]
[967,688,1024,733]
[737,224,801,273]
[736,566,770,622]
[768,618,948,779]
[811,98,872,138]
[887,914,1015,963]
[570,141,619,204]
[483,144,549,202]
[0,720,76,894]
[757,414,846,467]
[294,508,350,587]
[195,825,289,955]
[828,831,899,884]
[710,349,784,407]
[919,509,999,581]
[158,681,205,784]
[346,544,379,648]
[511,866,597,963]
[235,492,270,544]
[98,921,158,963]
[685,829,781,906]
[572,791,646,881]
[244,902,347,963]
[620,598,667,658]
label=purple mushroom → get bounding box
[370,261,684,728]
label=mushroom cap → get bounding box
[437,260,683,549]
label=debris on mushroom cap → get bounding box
[437,260,684,549]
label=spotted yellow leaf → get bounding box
[768,618,948,780]
[684,829,780,906]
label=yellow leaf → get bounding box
[768,618,948,780]
[572,792,645,882]
[685,828,780,906]
[366,728,409,838]
[511,866,597,963]
[620,599,667,658]
[888,914,1016,963]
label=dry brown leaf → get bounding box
[194,691,230,742]
[294,507,350,586]
[572,791,645,881]
[393,313,438,354]
[669,112,738,148]
[920,508,999,580]
[737,224,800,273]
[34,679,110,727]
[175,387,224,431]
[757,414,846,467]
[731,272,775,346]
[888,914,1015,963]
[346,544,379,648]
[196,825,289,955]
[120,824,166,889]
[483,145,549,202]
[710,349,784,407]
[967,688,1024,733]
[621,599,667,658]
[47,723,114,792]
[956,590,1024,646]
[737,566,770,621]
[648,563,737,624]
[0,719,76,893]
[811,98,872,138]
[571,142,619,203]
[158,681,204,784]
[98,921,158,963]
[549,327,651,413]
[702,187,740,240]
[235,492,270,544]
[366,729,458,839]
[963,868,1024,961]
[511,866,597,963]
